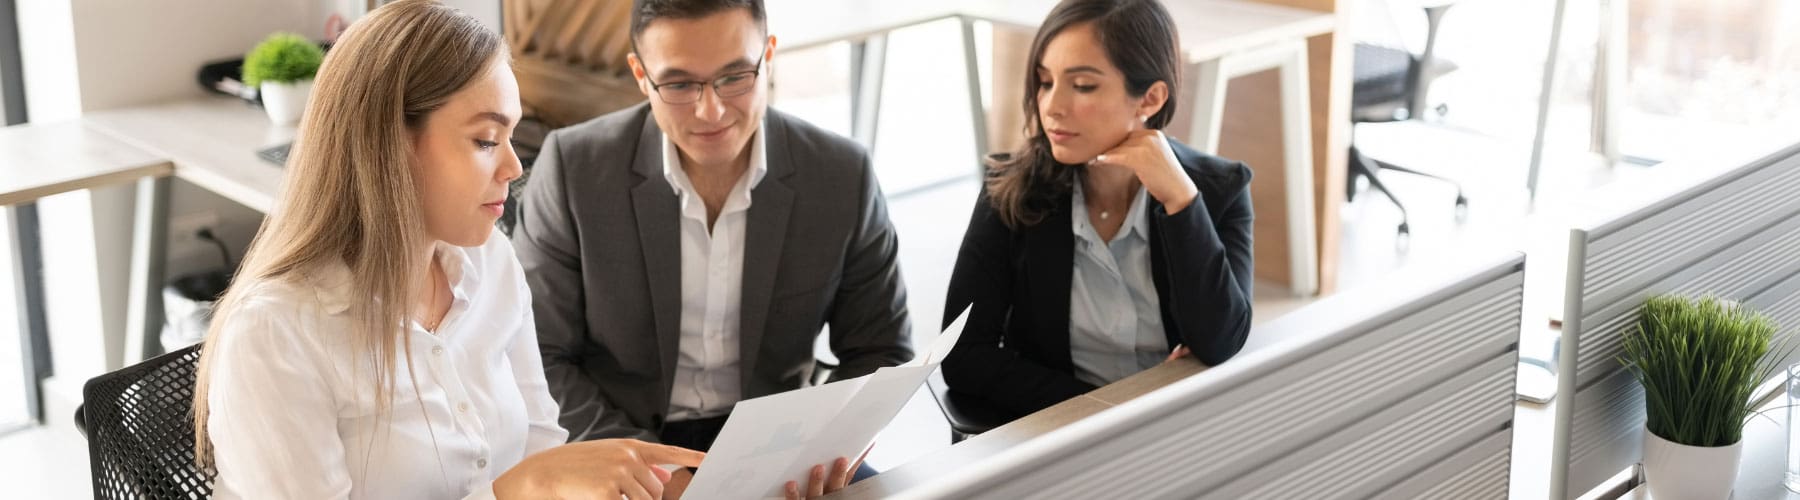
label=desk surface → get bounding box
[0,120,172,206]
[828,358,1208,498]
[771,0,1334,62]
[84,97,290,213]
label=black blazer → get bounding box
[941,139,1255,421]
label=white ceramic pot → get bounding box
[259,78,313,125]
[1642,426,1742,500]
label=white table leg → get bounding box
[1188,39,1319,297]
[1274,40,1318,297]
[1188,58,1229,154]
[6,203,47,423]
[960,16,990,170]
[123,175,169,363]
[850,35,889,153]
[1595,0,1626,166]
[1527,0,1571,202]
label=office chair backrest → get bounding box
[1552,139,1800,498]
[82,343,214,499]
[908,250,1525,499]
[1351,1,1458,123]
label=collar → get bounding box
[313,241,475,315]
[1071,178,1151,246]
[661,126,769,201]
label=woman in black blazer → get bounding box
[942,0,1255,421]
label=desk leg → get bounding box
[960,16,990,170]
[1189,58,1229,154]
[1195,41,1319,297]
[1594,0,1626,166]
[850,35,888,153]
[7,203,49,423]
[1275,40,1318,297]
[1527,0,1571,201]
[124,176,168,363]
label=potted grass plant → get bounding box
[243,32,324,125]
[1621,295,1786,500]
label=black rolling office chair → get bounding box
[926,369,1009,443]
[1349,1,1467,239]
[76,344,215,499]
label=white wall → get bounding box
[15,0,80,122]
[67,0,334,112]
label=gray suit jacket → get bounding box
[514,103,914,443]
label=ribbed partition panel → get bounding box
[1553,142,1800,498]
[909,254,1525,500]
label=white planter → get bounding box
[259,79,313,125]
[1642,427,1742,500]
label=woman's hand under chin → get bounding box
[1090,129,1199,214]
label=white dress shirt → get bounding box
[1068,180,1169,387]
[662,130,769,421]
[206,228,567,500]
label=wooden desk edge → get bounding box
[0,160,173,207]
[83,114,280,214]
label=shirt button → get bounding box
[432,347,444,356]
[457,403,469,413]
[477,458,488,469]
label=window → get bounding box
[1,0,44,433]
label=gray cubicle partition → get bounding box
[1551,139,1800,499]
[903,250,1526,499]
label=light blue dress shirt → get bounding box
[1068,180,1169,387]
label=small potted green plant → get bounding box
[243,32,324,125]
[1621,295,1786,500]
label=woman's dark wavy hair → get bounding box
[984,0,1181,229]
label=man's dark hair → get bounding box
[630,0,767,51]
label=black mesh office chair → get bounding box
[77,344,215,499]
[1349,2,1466,239]
[926,370,1008,443]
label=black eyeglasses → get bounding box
[638,54,765,105]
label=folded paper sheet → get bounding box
[682,308,971,499]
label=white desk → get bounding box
[0,120,173,400]
[84,98,290,214]
[77,97,290,364]
[0,121,172,207]
[771,0,1332,295]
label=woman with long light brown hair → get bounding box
[190,2,703,498]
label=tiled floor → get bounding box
[0,421,90,499]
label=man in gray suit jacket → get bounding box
[511,0,913,480]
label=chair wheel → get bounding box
[1436,103,1450,117]
[1395,223,1412,253]
[1454,195,1469,222]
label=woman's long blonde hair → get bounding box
[193,0,504,465]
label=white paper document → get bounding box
[681,308,971,499]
